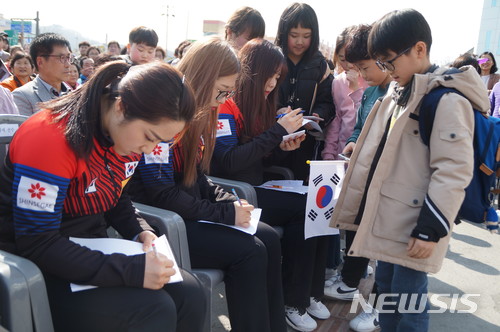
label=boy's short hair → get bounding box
[225,6,265,40]
[345,24,372,63]
[128,26,158,48]
[107,40,120,48]
[78,41,90,48]
[451,53,479,71]
[368,8,432,59]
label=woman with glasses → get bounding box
[0,60,207,331]
[477,51,499,94]
[129,37,287,332]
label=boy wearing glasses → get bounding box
[329,9,488,332]
[12,33,72,116]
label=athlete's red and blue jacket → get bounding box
[210,98,290,185]
[0,109,151,287]
[129,137,238,225]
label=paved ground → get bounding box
[210,220,500,331]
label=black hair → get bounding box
[345,24,372,63]
[275,2,320,62]
[478,51,498,74]
[78,41,90,48]
[368,8,432,59]
[451,53,479,71]
[9,52,35,70]
[128,26,159,48]
[29,33,71,71]
[225,7,265,40]
[69,59,81,74]
[42,61,195,159]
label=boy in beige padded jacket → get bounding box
[329,9,490,332]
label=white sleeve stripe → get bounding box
[425,196,450,233]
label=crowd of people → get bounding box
[0,2,495,332]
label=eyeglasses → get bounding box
[41,54,75,64]
[215,89,235,102]
[375,46,412,72]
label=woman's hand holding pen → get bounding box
[144,247,176,289]
[234,200,254,228]
[277,107,304,134]
[140,230,175,290]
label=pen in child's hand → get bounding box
[231,188,243,206]
[276,110,305,119]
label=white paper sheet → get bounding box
[69,234,182,292]
[197,208,261,235]
[282,130,306,142]
[257,180,309,195]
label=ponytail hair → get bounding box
[44,60,195,160]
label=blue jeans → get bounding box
[375,261,429,332]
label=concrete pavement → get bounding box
[210,219,500,331]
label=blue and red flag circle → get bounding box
[316,185,334,208]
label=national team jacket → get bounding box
[129,139,238,225]
[0,109,152,287]
[211,98,289,186]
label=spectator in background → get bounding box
[86,46,101,61]
[77,56,94,85]
[0,86,18,114]
[65,60,81,90]
[77,41,90,59]
[12,33,72,116]
[155,46,166,61]
[169,40,191,66]
[122,26,158,65]
[107,40,121,56]
[0,35,10,62]
[225,6,265,51]
[275,2,335,182]
[93,53,123,69]
[478,51,499,93]
[490,81,500,117]
[0,53,35,91]
[322,26,368,161]
[451,53,479,71]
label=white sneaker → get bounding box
[325,274,341,287]
[367,265,374,276]
[285,306,317,332]
[349,306,380,332]
[324,279,359,300]
[306,297,330,320]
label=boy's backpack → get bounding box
[418,85,500,231]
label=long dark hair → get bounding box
[235,39,287,143]
[275,2,320,62]
[42,60,195,160]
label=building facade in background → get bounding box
[477,0,500,57]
